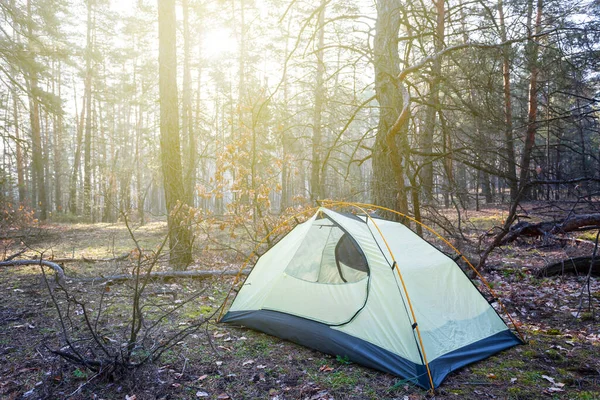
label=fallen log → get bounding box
[536,257,600,277]
[0,259,65,282]
[74,269,251,284]
[51,253,130,263]
[500,213,600,245]
[0,258,250,285]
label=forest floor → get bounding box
[0,206,599,400]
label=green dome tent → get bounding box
[221,205,523,389]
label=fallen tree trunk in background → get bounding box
[51,253,130,263]
[0,259,65,282]
[500,213,600,245]
[0,259,248,284]
[76,269,251,284]
[536,256,600,277]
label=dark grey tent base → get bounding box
[221,309,522,389]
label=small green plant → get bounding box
[72,368,88,379]
[581,312,595,321]
[336,355,352,365]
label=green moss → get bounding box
[507,386,524,397]
[521,371,543,384]
[545,349,565,362]
[573,391,600,400]
[522,350,537,358]
[499,359,526,369]
[468,215,505,230]
[546,328,561,335]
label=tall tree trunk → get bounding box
[420,0,445,203]
[53,59,64,213]
[280,20,292,212]
[310,0,326,202]
[518,0,543,191]
[372,0,408,216]
[158,0,193,268]
[69,90,85,215]
[182,0,196,206]
[498,0,518,201]
[136,105,145,225]
[83,0,94,218]
[26,0,47,220]
[12,91,25,204]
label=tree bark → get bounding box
[158,0,193,268]
[420,0,445,203]
[498,0,518,201]
[83,0,94,218]
[500,214,600,245]
[12,90,25,204]
[53,59,64,213]
[70,93,86,215]
[26,0,47,220]
[310,0,326,202]
[536,257,600,277]
[372,0,408,217]
[518,0,543,193]
[182,0,196,206]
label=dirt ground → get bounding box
[0,215,599,400]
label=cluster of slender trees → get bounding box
[1,0,599,250]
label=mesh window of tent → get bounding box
[284,217,369,284]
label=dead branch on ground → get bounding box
[500,214,600,245]
[0,259,65,282]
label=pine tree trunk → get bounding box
[420,0,445,203]
[26,0,47,220]
[518,0,543,194]
[310,0,326,202]
[182,0,196,207]
[13,91,25,204]
[498,0,518,201]
[372,0,408,217]
[158,0,193,268]
[83,0,94,218]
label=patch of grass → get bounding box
[521,371,544,384]
[581,312,595,321]
[336,355,352,365]
[577,230,600,241]
[329,370,358,389]
[546,328,562,335]
[468,215,505,230]
[573,391,600,400]
[545,349,564,362]
[499,359,526,369]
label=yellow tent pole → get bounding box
[323,201,436,391]
[322,200,526,343]
[217,206,320,322]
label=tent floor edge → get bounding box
[221,309,426,388]
[221,310,523,389]
[428,329,523,388]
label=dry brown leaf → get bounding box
[319,365,334,372]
